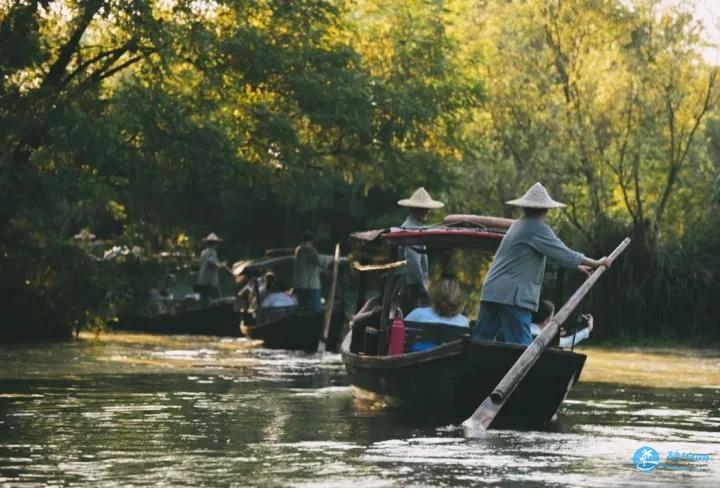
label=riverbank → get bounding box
[575,345,720,389]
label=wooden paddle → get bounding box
[318,243,341,353]
[463,237,631,435]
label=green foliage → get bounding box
[0,0,718,341]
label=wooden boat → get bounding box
[240,306,346,352]
[342,217,588,424]
[341,325,585,422]
[113,297,242,336]
[235,254,349,352]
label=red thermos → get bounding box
[387,316,405,356]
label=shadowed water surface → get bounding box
[0,334,718,487]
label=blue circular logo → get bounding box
[633,446,660,472]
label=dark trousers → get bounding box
[195,284,220,308]
[295,288,322,310]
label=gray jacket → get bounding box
[293,243,322,290]
[197,247,220,287]
[481,217,583,311]
[399,215,429,289]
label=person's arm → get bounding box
[580,255,613,268]
[532,224,611,272]
[352,297,382,325]
[421,251,429,289]
[558,326,591,348]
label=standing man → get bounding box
[397,187,444,313]
[293,230,324,310]
[196,232,225,307]
[473,182,612,345]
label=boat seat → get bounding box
[257,305,297,322]
[403,321,470,352]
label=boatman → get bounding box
[397,187,444,313]
[473,182,612,345]
[293,230,324,310]
[196,232,225,307]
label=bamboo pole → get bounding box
[463,237,631,435]
[318,243,341,353]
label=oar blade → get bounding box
[462,397,501,436]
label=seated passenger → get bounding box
[257,270,275,304]
[531,300,593,348]
[405,278,469,327]
[261,280,297,308]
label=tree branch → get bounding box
[40,0,104,92]
[655,68,717,225]
[60,40,137,88]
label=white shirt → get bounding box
[531,323,591,349]
[261,292,297,308]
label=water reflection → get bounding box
[0,334,718,486]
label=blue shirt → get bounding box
[481,217,583,311]
[405,307,470,327]
[398,215,429,289]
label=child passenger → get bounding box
[531,300,593,348]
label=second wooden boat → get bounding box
[235,254,349,352]
[114,298,242,336]
[241,306,346,352]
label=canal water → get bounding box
[1,334,718,487]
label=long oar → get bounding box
[463,237,631,435]
[318,243,341,353]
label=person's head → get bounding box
[397,187,444,223]
[302,230,313,243]
[204,232,222,247]
[410,207,430,223]
[532,300,555,327]
[523,207,549,220]
[429,278,464,318]
[268,279,288,293]
[264,270,276,285]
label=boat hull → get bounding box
[241,307,346,352]
[341,334,586,422]
[113,302,242,336]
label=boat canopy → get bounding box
[350,214,510,253]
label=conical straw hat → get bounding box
[397,187,445,209]
[506,182,566,208]
[73,228,96,241]
[204,232,223,242]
